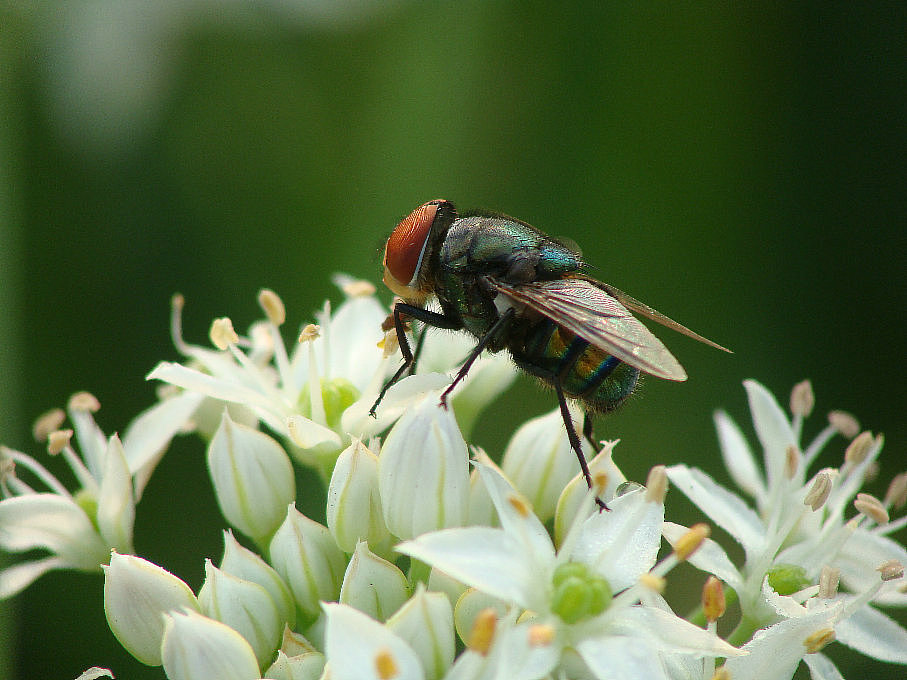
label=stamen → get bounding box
[47,429,73,456]
[644,465,668,503]
[68,392,100,413]
[877,559,904,582]
[373,648,398,680]
[803,628,836,653]
[527,624,556,647]
[790,380,814,417]
[702,576,726,622]
[818,566,840,599]
[32,408,65,442]
[639,573,666,593]
[844,431,874,466]
[785,445,800,479]
[210,318,239,350]
[675,523,710,561]
[507,494,531,518]
[854,493,889,524]
[803,470,833,511]
[885,472,907,509]
[467,608,497,655]
[298,324,320,343]
[257,288,286,326]
[342,279,377,297]
[828,411,859,439]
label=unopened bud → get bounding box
[645,465,668,503]
[258,289,286,326]
[210,318,238,350]
[702,576,726,622]
[818,566,840,599]
[32,408,65,442]
[854,493,889,524]
[790,380,814,417]
[828,411,859,439]
[675,523,710,561]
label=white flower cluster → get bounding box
[2,281,904,680]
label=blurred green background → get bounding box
[1,2,904,679]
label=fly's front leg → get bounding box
[370,302,462,417]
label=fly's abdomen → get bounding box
[510,320,639,413]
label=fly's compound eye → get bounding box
[383,199,451,291]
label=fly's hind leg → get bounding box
[553,380,607,511]
[582,413,598,451]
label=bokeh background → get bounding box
[1,2,904,679]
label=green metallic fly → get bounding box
[371,200,730,503]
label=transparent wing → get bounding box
[489,277,688,381]
[600,283,732,354]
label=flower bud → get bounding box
[378,394,469,539]
[161,609,260,680]
[502,406,585,523]
[386,584,455,680]
[103,551,199,666]
[453,589,509,647]
[264,649,326,680]
[269,504,346,625]
[208,411,296,544]
[322,603,424,680]
[220,530,295,628]
[96,434,135,554]
[339,541,409,621]
[198,559,283,669]
[327,440,390,553]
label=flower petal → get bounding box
[714,409,766,502]
[665,465,766,558]
[323,603,425,680]
[834,602,907,664]
[399,527,537,610]
[662,522,743,590]
[0,493,108,569]
[743,380,798,488]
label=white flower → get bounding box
[501,404,595,524]
[147,283,394,478]
[0,391,195,598]
[161,608,261,680]
[664,379,907,675]
[207,410,296,545]
[322,602,426,680]
[399,462,740,679]
[198,558,284,669]
[103,551,200,666]
[378,394,470,540]
[339,541,409,621]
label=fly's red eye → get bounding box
[384,200,443,287]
